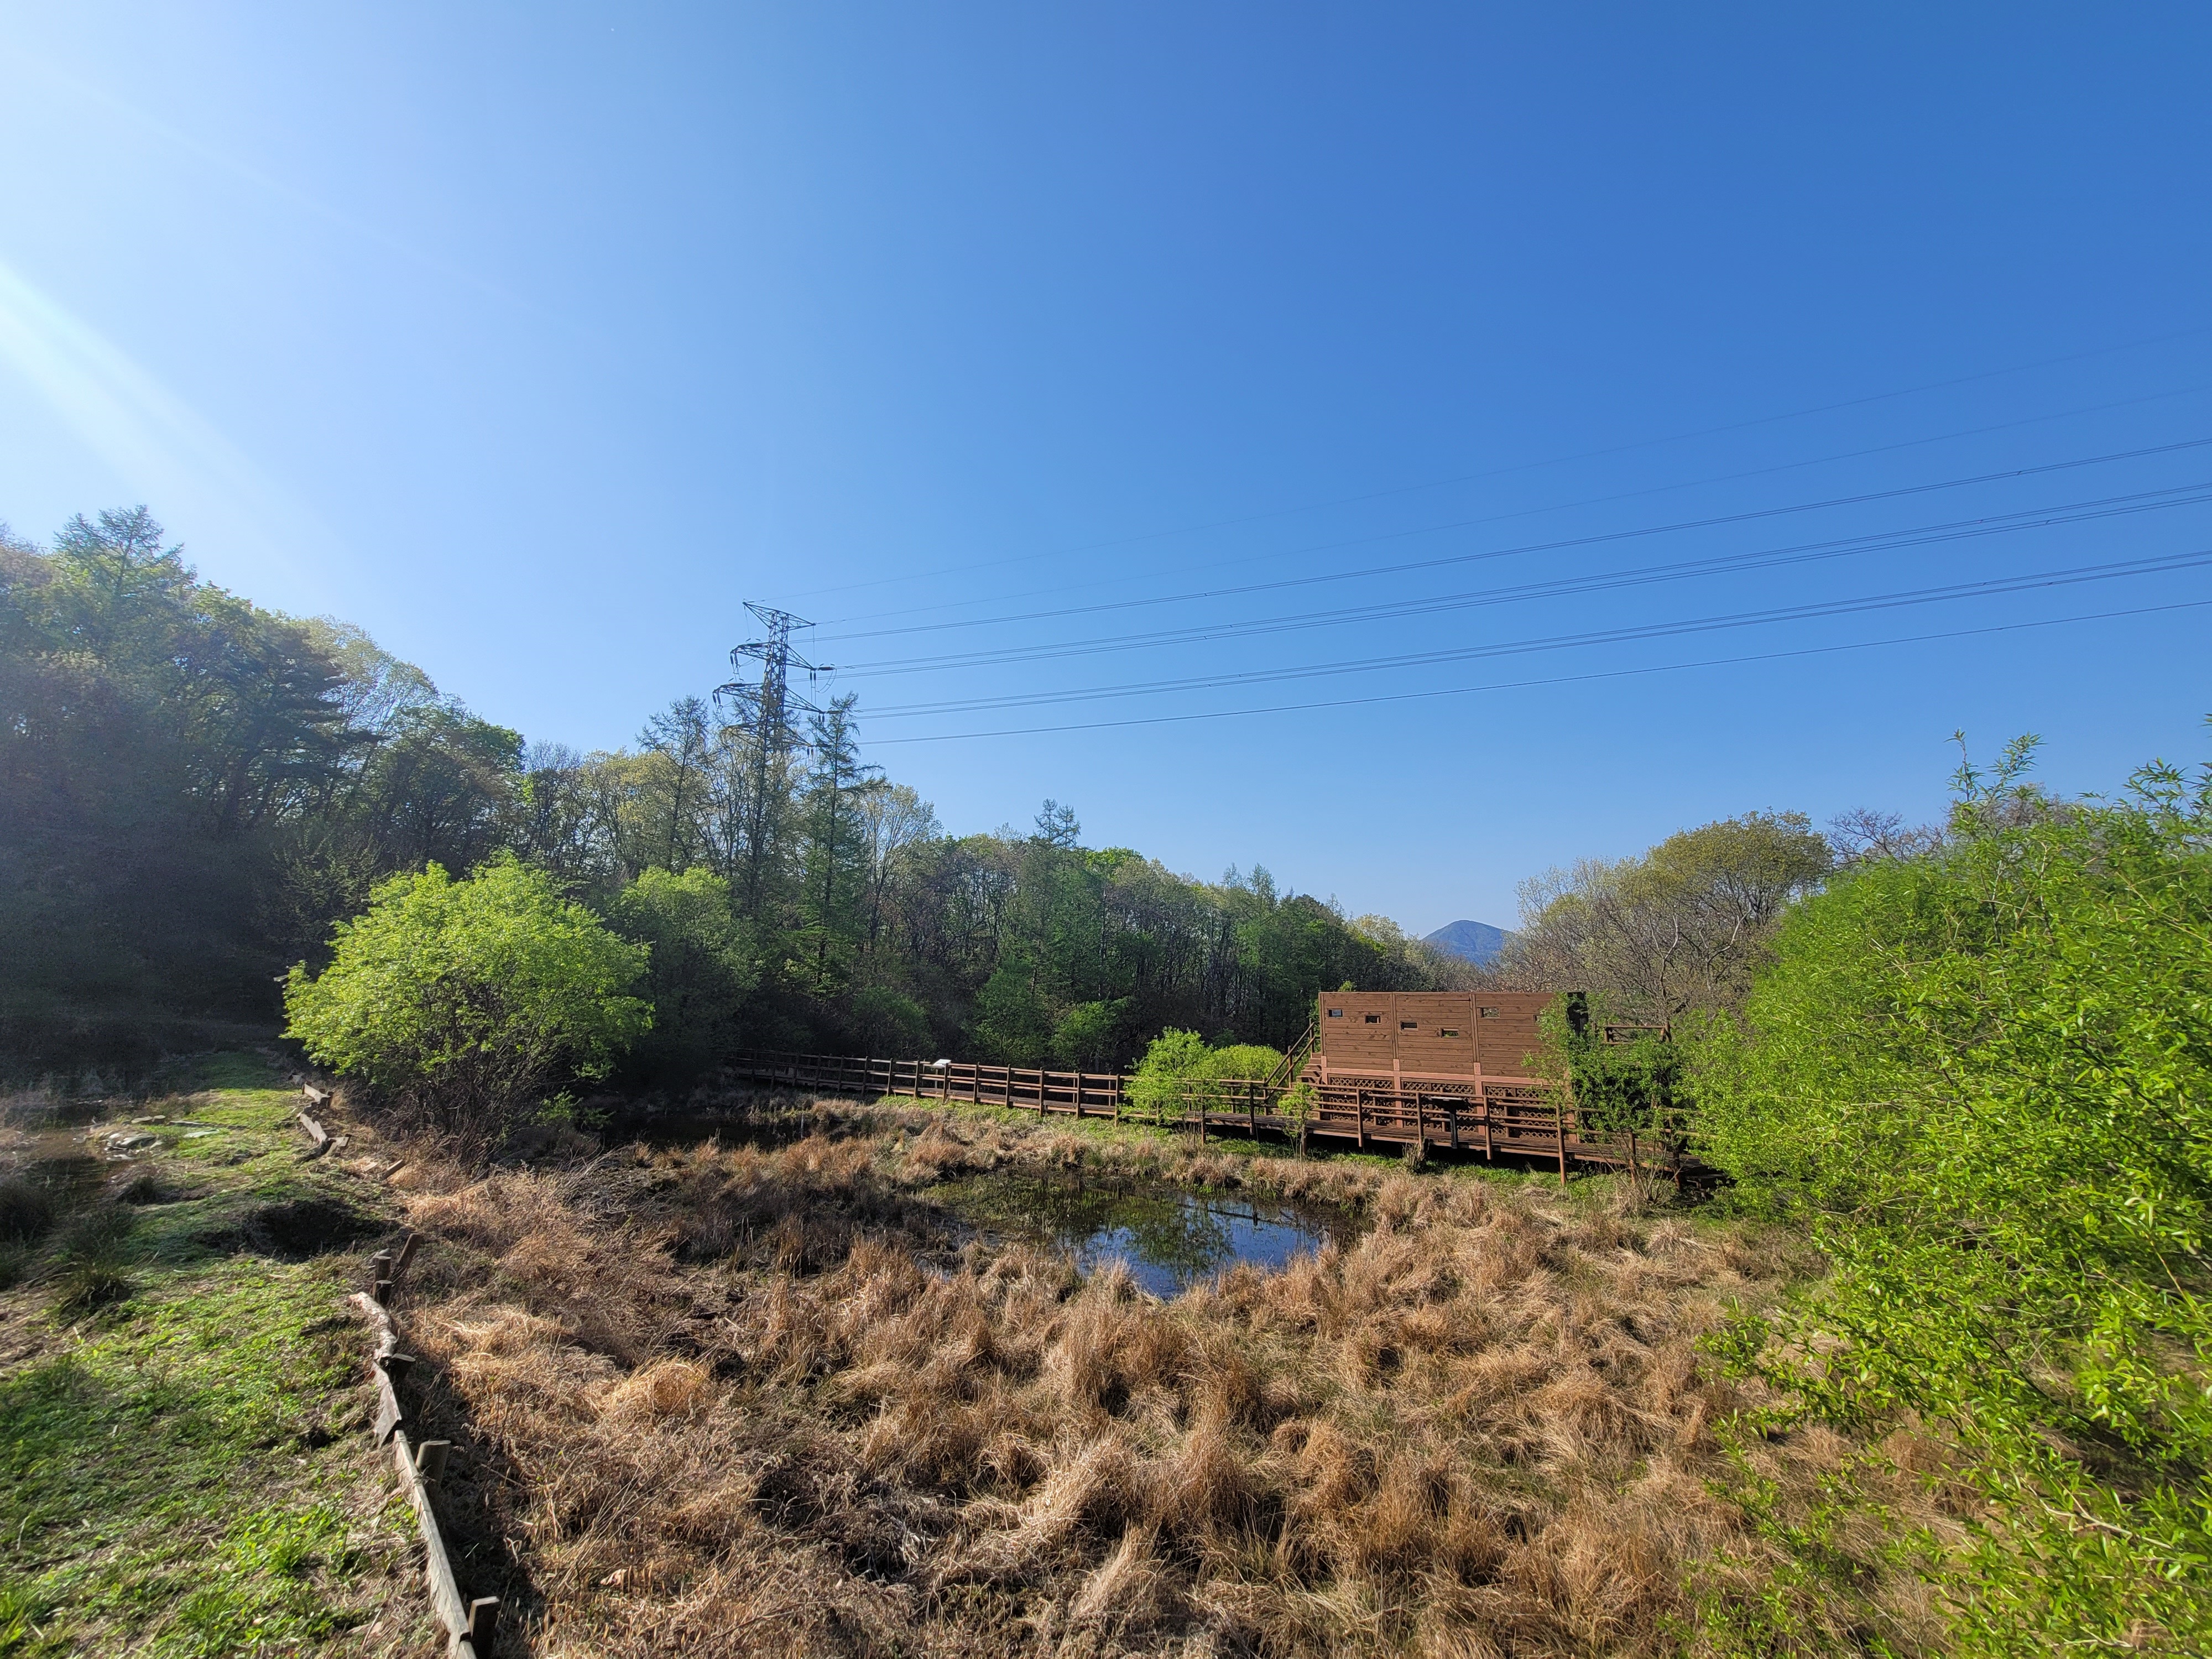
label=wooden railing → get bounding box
[723,1051,1686,1176]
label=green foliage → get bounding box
[849,985,935,1056]
[4,505,1471,1078]
[606,865,757,1082]
[1203,1042,1286,1082]
[1126,1029,1212,1116]
[1533,994,1694,1152]
[1051,998,1132,1070]
[972,964,1055,1065]
[1126,1030,1285,1116]
[284,857,650,1142]
[1695,738,2212,1653]
[1681,1431,1938,1658]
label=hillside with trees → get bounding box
[0,509,1468,1079]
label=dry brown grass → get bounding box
[390,1100,1955,1657]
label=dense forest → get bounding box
[0,509,1468,1078]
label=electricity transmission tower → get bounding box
[714,603,833,915]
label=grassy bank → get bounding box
[379,1087,1959,1657]
[0,1055,431,1657]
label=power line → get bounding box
[810,380,2212,632]
[771,320,2212,607]
[863,596,2212,747]
[830,479,2212,678]
[817,434,2212,649]
[858,547,2212,721]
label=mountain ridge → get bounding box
[1423,919,1510,965]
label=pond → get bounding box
[926,1173,1352,1297]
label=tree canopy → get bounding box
[3,505,1470,1078]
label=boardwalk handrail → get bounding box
[723,1048,1683,1178]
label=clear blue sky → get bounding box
[5,3,2210,931]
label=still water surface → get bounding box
[927,1175,1349,1297]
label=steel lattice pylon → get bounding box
[715,602,834,912]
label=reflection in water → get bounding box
[929,1175,1348,1297]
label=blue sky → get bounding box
[4,3,2209,931]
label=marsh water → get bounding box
[612,1106,1356,1294]
[925,1174,1350,1296]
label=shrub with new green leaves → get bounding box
[284,857,651,1144]
[1126,1030,1285,1117]
[1694,740,2212,1653]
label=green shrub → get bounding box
[971,966,1053,1066]
[1126,1031,1284,1117]
[1199,1042,1284,1083]
[284,856,650,1146]
[1695,740,2212,1652]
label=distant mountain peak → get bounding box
[1424,919,1510,965]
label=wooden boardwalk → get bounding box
[723,1050,1684,1179]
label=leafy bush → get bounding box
[284,857,651,1145]
[1202,1043,1284,1083]
[1533,993,1693,1155]
[1125,1031,1284,1117]
[1695,741,2212,1652]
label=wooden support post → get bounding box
[354,1286,499,1659]
[1357,1098,1366,1151]
[1556,1105,1568,1183]
[467,1598,500,1656]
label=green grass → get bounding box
[0,1054,425,1656]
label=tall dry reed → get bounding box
[393,1103,1952,1657]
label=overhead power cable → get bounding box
[773,319,2212,606]
[831,479,2212,677]
[816,434,2212,648]
[858,547,2212,721]
[810,381,2212,630]
[862,597,2212,746]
